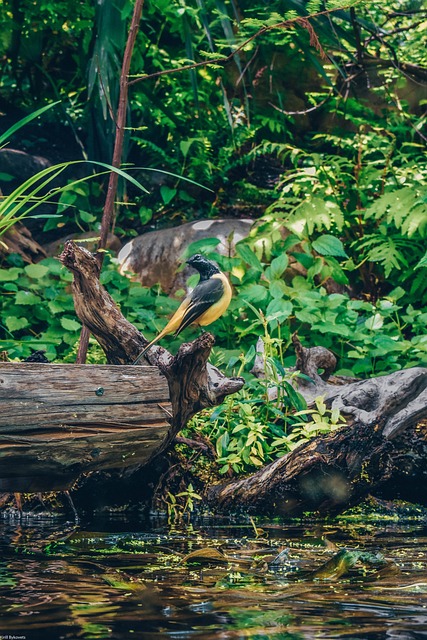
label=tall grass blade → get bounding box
[0,102,61,146]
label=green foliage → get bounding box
[0,256,80,361]
[0,102,61,147]
[251,120,427,301]
[0,159,148,240]
[165,483,202,524]
[187,346,349,475]
[183,233,427,377]
[271,396,347,451]
[0,253,172,362]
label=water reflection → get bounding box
[0,515,426,639]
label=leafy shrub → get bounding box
[182,236,427,378]
[0,253,173,362]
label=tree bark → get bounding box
[0,362,171,492]
[0,223,46,263]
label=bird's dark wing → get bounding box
[175,277,224,335]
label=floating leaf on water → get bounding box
[311,549,361,581]
[101,572,147,592]
[182,547,229,565]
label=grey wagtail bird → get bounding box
[133,254,232,364]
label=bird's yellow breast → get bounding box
[197,273,232,326]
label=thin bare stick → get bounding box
[76,0,145,364]
[128,6,359,87]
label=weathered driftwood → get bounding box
[207,336,427,516]
[0,222,47,263]
[0,362,171,492]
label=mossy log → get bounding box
[0,241,243,495]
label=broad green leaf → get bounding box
[365,313,384,331]
[60,317,81,332]
[312,321,351,336]
[236,244,263,271]
[293,252,314,269]
[241,283,269,304]
[0,268,21,281]
[25,263,49,279]
[281,380,307,412]
[15,291,40,305]
[184,237,220,257]
[160,185,177,204]
[179,138,198,159]
[269,253,289,279]
[5,316,29,331]
[2,283,18,292]
[216,431,230,457]
[270,280,287,299]
[79,210,97,223]
[48,300,68,314]
[266,299,293,321]
[312,235,348,258]
[295,308,319,324]
[138,206,153,225]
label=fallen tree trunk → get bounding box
[207,336,427,516]
[0,362,171,492]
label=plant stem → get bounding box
[76,0,145,364]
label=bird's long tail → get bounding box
[132,297,190,364]
[133,325,170,364]
[132,336,160,365]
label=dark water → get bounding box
[0,513,427,639]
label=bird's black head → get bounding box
[186,254,220,280]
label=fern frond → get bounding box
[132,138,177,167]
[364,186,427,238]
[353,233,414,277]
[284,197,345,236]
